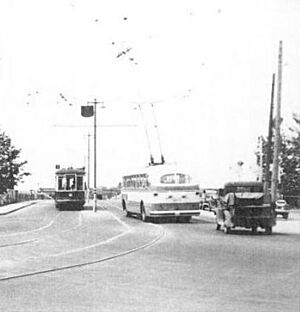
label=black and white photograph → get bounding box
[0,1,299,311]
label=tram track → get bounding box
[0,220,165,282]
[0,210,62,238]
[0,202,166,282]
[0,212,83,249]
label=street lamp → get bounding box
[81,99,105,212]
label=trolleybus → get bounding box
[54,167,86,210]
[121,164,201,222]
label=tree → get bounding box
[0,131,30,194]
[256,114,300,196]
[280,114,300,195]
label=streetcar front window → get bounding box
[77,176,83,190]
[65,174,75,191]
[58,176,64,190]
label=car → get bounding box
[200,189,218,214]
[275,199,289,219]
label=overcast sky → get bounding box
[0,0,299,190]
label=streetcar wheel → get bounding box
[265,226,272,235]
[140,203,148,222]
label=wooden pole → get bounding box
[271,41,283,203]
[264,73,275,202]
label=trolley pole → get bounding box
[271,41,283,203]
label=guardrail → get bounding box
[0,190,50,206]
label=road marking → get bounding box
[106,201,123,210]
[108,209,131,231]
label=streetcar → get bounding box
[121,163,201,222]
[54,167,86,210]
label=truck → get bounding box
[216,181,276,234]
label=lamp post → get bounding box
[82,99,105,212]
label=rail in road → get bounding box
[1,200,299,281]
[0,202,165,281]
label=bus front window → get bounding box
[160,174,191,184]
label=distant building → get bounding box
[94,187,121,200]
[38,187,55,198]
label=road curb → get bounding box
[0,202,37,216]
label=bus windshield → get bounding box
[160,173,191,184]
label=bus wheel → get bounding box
[140,203,148,222]
[122,200,130,217]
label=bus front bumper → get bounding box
[149,210,201,217]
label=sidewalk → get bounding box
[0,201,37,215]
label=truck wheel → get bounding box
[265,226,272,235]
[251,226,257,233]
[224,226,231,234]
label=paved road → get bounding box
[0,200,299,312]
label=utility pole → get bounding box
[87,133,91,190]
[86,99,105,212]
[264,73,275,202]
[271,41,283,203]
[84,133,91,203]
